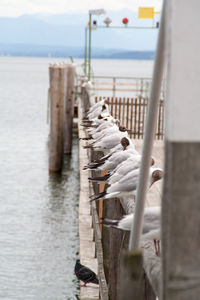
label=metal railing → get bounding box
[91,75,165,99]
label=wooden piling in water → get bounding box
[64,64,75,154]
[49,65,65,172]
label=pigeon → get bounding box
[74,259,99,287]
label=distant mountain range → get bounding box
[0,10,159,59]
[0,43,155,59]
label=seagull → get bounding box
[88,154,153,185]
[108,156,155,185]
[90,167,163,201]
[74,259,99,287]
[87,151,140,175]
[86,103,109,120]
[83,137,137,170]
[85,98,109,116]
[83,128,129,155]
[87,118,119,135]
[87,126,128,147]
[101,206,161,256]
[92,124,122,141]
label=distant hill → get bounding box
[0,43,155,60]
[0,10,159,54]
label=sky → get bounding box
[0,0,162,17]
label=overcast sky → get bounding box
[0,0,162,17]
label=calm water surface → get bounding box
[0,57,80,299]
[0,56,153,299]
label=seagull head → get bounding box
[119,126,128,132]
[104,98,110,105]
[149,168,163,187]
[120,137,130,150]
[151,157,155,166]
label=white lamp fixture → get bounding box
[104,17,112,27]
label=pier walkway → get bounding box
[78,96,164,299]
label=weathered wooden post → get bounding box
[49,64,65,172]
[118,251,145,300]
[162,1,200,300]
[64,64,75,154]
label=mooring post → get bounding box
[49,65,65,172]
[118,250,144,300]
[64,64,75,154]
[162,2,200,299]
[108,199,125,300]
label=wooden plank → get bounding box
[130,98,133,138]
[111,97,114,116]
[126,98,130,129]
[90,195,109,300]
[99,170,107,233]
[122,97,126,126]
[108,199,125,300]
[114,97,118,120]
[118,97,122,122]
[134,98,138,139]
[78,99,99,300]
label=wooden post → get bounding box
[99,170,107,233]
[118,250,145,300]
[162,1,200,299]
[162,144,200,300]
[108,199,125,300]
[49,65,65,172]
[64,64,75,154]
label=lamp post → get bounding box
[84,26,88,75]
[87,9,106,81]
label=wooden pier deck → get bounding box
[78,95,164,299]
[78,101,99,300]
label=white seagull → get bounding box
[101,206,161,256]
[90,167,163,201]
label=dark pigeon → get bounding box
[74,259,99,287]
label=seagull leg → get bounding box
[80,282,87,287]
[154,239,160,257]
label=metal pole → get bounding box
[84,27,88,76]
[88,13,92,80]
[129,0,166,251]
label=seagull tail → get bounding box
[88,173,110,183]
[80,137,93,141]
[83,145,93,149]
[100,218,119,228]
[90,191,106,202]
[104,192,120,199]
[91,154,111,164]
